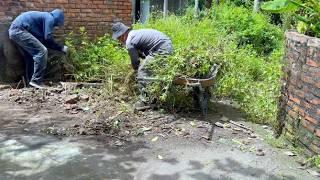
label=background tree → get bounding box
[253,0,260,12]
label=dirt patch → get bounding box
[0,83,260,147]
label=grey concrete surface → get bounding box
[0,102,317,180]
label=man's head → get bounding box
[112,22,130,44]
[51,9,64,27]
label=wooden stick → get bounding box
[22,76,27,88]
[15,80,22,89]
[229,120,254,132]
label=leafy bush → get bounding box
[262,0,320,37]
[210,4,283,55]
[66,5,284,126]
[135,4,283,125]
[65,27,130,81]
[229,0,254,8]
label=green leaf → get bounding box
[261,0,300,13]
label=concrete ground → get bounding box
[0,101,317,180]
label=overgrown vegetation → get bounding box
[136,5,283,125]
[65,27,130,81]
[66,4,283,126]
[309,155,320,169]
[262,0,320,37]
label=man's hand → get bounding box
[62,46,68,54]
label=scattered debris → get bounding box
[306,169,320,177]
[296,159,307,167]
[134,105,152,112]
[214,122,224,128]
[249,133,257,138]
[80,94,90,101]
[151,136,159,142]
[79,128,87,135]
[81,106,90,111]
[141,126,152,132]
[224,123,231,128]
[233,127,242,132]
[114,140,124,147]
[229,120,254,132]
[0,85,11,90]
[256,148,265,156]
[65,94,79,104]
[60,82,103,90]
[284,151,296,157]
[189,121,196,127]
[201,135,210,141]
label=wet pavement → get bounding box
[0,102,317,180]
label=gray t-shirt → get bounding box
[126,29,172,70]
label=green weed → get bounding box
[135,4,283,125]
[65,27,130,82]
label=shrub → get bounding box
[65,27,130,81]
[135,4,283,125]
[210,4,283,55]
[262,0,320,37]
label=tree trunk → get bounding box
[195,0,200,17]
[163,0,168,17]
[253,0,260,12]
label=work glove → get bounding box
[62,46,68,54]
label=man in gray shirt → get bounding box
[112,22,173,108]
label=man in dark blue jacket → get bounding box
[8,9,68,89]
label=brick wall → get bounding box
[0,0,132,37]
[279,31,320,155]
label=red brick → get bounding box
[288,109,298,119]
[301,120,316,133]
[289,94,301,105]
[316,129,320,138]
[302,75,314,84]
[301,100,312,109]
[310,98,320,105]
[305,115,318,125]
[306,59,320,67]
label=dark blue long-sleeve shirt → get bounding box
[10,10,64,51]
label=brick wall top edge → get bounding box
[307,37,320,47]
[285,31,309,43]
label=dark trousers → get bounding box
[9,28,48,84]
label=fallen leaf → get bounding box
[283,151,296,157]
[82,107,90,111]
[151,136,159,142]
[190,122,196,127]
[141,126,152,132]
